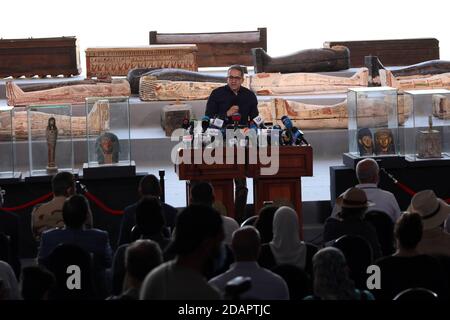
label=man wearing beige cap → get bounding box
[409,190,450,257]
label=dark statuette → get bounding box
[251,46,350,74]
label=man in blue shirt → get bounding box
[205,65,259,222]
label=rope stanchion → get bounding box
[0,192,53,212]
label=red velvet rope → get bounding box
[0,192,53,212]
[382,169,450,204]
[84,191,124,216]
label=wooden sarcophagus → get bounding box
[0,36,81,78]
[149,28,267,67]
[85,45,198,78]
[323,38,439,67]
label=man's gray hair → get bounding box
[356,158,379,183]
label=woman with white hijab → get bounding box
[258,206,316,274]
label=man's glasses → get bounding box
[227,76,242,81]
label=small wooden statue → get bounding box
[46,117,58,173]
[417,115,442,159]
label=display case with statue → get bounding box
[343,87,405,169]
[0,106,21,181]
[83,96,135,179]
[403,89,450,162]
[27,104,74,178]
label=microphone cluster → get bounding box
[179,114,309,148]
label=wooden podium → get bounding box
[246,146,313,239]
[174,147,245,218]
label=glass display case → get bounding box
[403,89,450,161]
[83,96,134,178]
[343,87,402,168]
[27,104,74,177]
[0,106,20,180]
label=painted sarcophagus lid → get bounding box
[85,45,198,78]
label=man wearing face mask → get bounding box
[205,65,259,222]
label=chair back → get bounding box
[40,243,96,300]
[333,235,373,289]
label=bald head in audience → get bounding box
[356,158,379,184]
[231,226,261,262]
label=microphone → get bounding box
[231,113,241,131]
[211,115,225,129]
[280,129,292,146]
[252,115,266,129]
[281,115,295,144]
[292,127,309,145]
[201,116,210,133]
[188,118,196,136]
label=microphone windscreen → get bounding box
[281,115,293,130]
[232,113,241,122]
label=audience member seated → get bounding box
[0,189,21,279]
[118,174,177,246]
[254,205,278,244]
[20,265,55,300]
[332,235,373,290]
[324,187,382,259]
[109,239,162,300]
[363,210,395,256]
[0,260,20,300]
[409,190,450,257]
[38,195,113,275]
[41,243,96,299]
[374,212,448,300]
[111,197,170,295]
[304,247,374,300]
[258,206,316,276]
[190,181,236,278]
[272,264,312,300]
[331,158,401,223]
[209,226,289,300]
[31,172,93,242]
[140,204,224,300]
[190,181,239,245]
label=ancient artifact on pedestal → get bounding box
[0,100,110,140]
[380,69,450,92]
[128,67,227,94]
[417,116,442,159]
[257,96,410,130]
[374,128,396,155]
[95,132,120,165]
[252,46,350,73]
[85,45,198,78]
[357,128,374,156]
[6,79,130,106]
[0,36,81,78]
[161,103,192,136]
[366,56,450,86]
[248,68,368,95]
[140,77,224,101]
[149,28,267,67]
[324,38,439,68]
[432,94,450,119]
[45,117,58,173]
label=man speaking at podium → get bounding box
[205,65,259,222]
